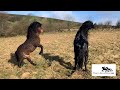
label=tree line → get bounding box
[0,13,81,37]
[94,20,120,29]
[0,12,120,37]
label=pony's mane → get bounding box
[75,21,93,40]
[26,22,42,39]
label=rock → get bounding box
[21,72,30,79]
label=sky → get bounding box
[4,11,120,25]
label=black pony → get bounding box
[73,20,94,71]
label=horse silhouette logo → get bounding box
[102,66,113,72]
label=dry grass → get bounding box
[0,29,120,79]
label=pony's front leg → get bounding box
[38,44,43,55]
[26,56,37,66]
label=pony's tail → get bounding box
[78,58,84,69]
[15,51,19,62]
[78,50,84,69]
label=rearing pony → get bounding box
[15,21,43,68]
[73,20,94,71]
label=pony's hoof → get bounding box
[73,67,76,71]
[83,69,88,71]
[39,52,43,55]
[32,63,37,66]
[18,65,21,68]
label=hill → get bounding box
[0,13,81,37]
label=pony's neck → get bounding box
[27,31,40,39]
[80,28,88,39]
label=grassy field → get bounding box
[0,29,120,79]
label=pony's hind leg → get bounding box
[84,51,88,71]
[73,57,77,70]
[78,58,83,70]
[18,59,23,68]
[15,52,23,68]
[73,51,79,70]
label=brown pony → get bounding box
[15,21,43,68]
